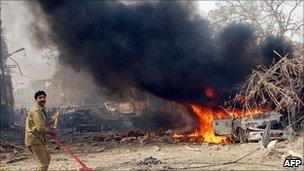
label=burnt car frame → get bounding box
[213,111,292,142]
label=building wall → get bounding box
[0,22,14,129]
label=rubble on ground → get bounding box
[0,130,30,164]
[137,156,162,166]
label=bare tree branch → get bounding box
[233,53,304,114]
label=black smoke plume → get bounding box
[30,1,294,105]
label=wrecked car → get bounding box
[213,111,292,142]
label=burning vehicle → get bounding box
[172,105,293,144]
[173,104,265,143]
[214,111,292,142]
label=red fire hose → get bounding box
[50,135,92,171]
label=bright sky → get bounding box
[197,1,217,16]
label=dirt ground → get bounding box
[1,130,303,170]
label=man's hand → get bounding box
[50,131,57,138]
[47,111,60,127]
[51,111,60,122]
[47,128,58,139]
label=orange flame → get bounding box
[204,86,216,100]
[173,104,266,144]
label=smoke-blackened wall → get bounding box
[29,1,294,105]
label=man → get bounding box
[25,90,58,171]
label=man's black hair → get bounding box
[34,90,47,99]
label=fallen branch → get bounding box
[5,156,29,164]
[0,143,27,151]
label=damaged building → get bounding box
[0,21,14,130]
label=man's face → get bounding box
[36,94,46,106]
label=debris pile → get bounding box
[0,131,30,164]
[235,53,304,131]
